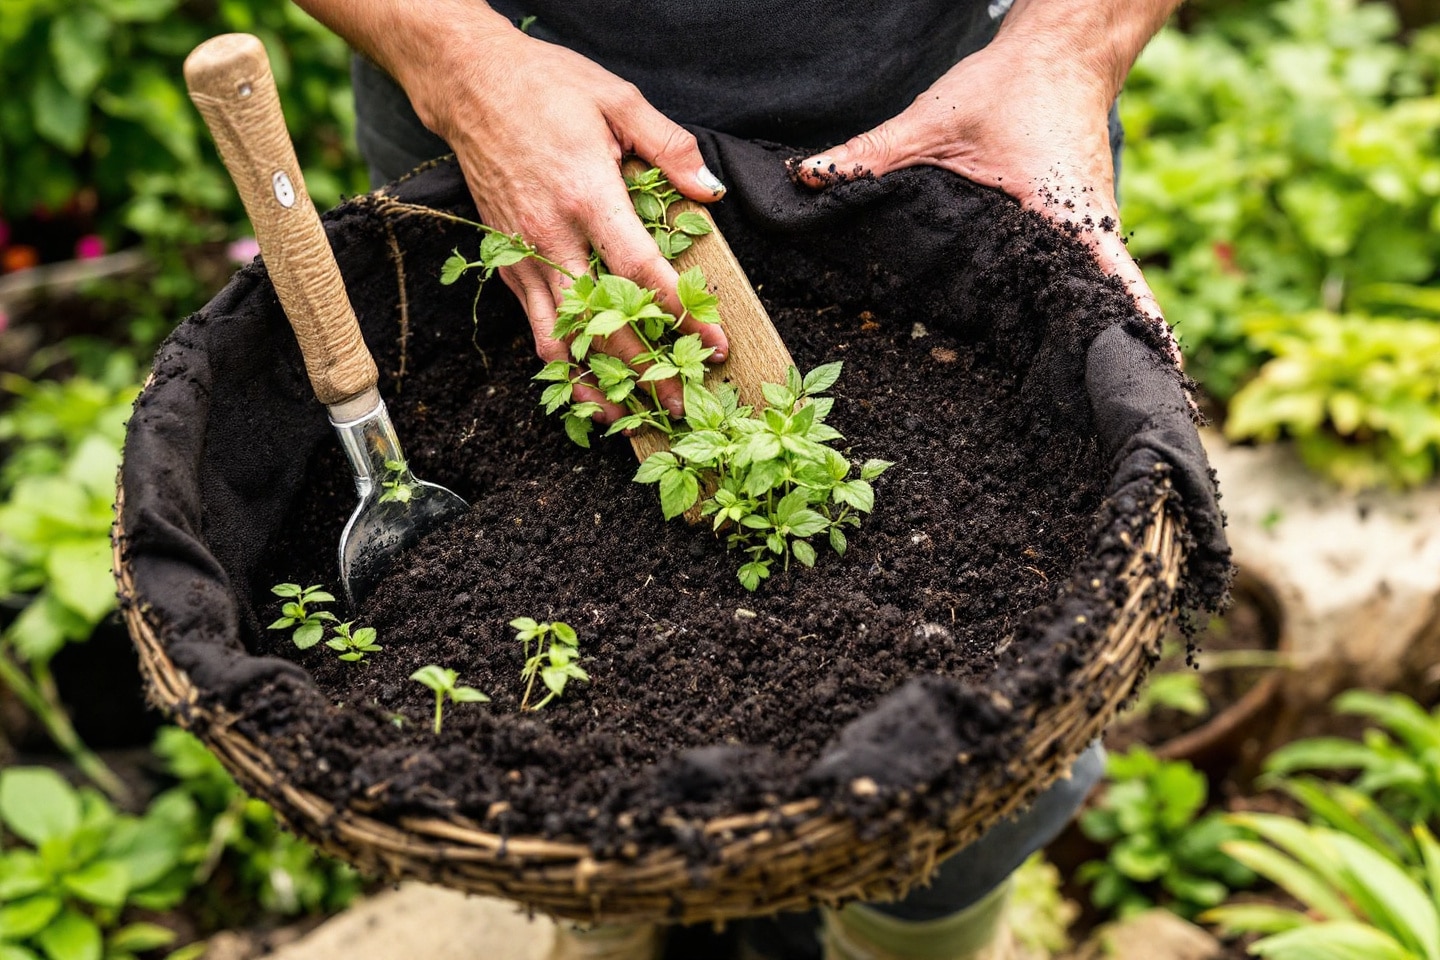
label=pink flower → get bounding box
[75,234,105,260]
[227,236,261,264]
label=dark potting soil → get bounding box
[221,170,1193,858]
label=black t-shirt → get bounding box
[354,0,1010,184]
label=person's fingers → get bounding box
[1086,226,1181,367]
[597,326,686,419]
[521,267,624,423]
[792,110,926,189]
[611,89,726,203]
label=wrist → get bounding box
[992,0,1179,104]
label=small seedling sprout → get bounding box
[268,583,338,649]
[326,621,382,662]
[410,665,490,734]
[510,618,589,711]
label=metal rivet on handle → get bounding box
[272,170,296,208]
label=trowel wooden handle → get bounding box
[621,159,795,465]
[185,33,377,407]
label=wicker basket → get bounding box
[114,483,1180,924]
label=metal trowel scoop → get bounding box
[185,33,467,607]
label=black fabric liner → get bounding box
[119,131,1229,843]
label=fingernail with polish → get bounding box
[712,349,727,363]
[697,164,726,195]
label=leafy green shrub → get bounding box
[0,766,200,960]
[148,726,362,918]
[1,0,363,247]
[1205,814,1440,960]
[1264,690,1440,825]
[1124,0,1440,486]
[1224,312,1440,488]
[0,358,140,801]
[1078,747,1255,919]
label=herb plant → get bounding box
[0,766,196,960]
[266,583,338,650]
[510,618,589,711]
[410,665,490,733]
[439,168,892,589]
[1077,747,1255,920]
[326,621,382,663]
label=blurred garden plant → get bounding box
[1078,747,1256,920]
[1123,0,1440,486]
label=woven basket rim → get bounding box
[113,472,1181,923]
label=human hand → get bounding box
[790,33,1178,363]
[402,22,730,422]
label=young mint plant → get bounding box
[509,618,589,711]
[326,621,381,663]
[437,169,892,590]
[410,665,490,734]
[267,583,338,650]
[624,165,714,259]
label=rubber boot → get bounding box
[820,880,1014,960]
[547,922,664,960]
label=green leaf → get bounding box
[638,363,681,383]
[31,71,87,154]
[0,897,63,940]
[1201,904,1310,938]
[479,231,529,269]
[1221,838,1354,921]
[802,362,843,395]
[0,852,49,899]
[673,211,713,237]
[449,686,490,704]
[271,583,303,598]
[737,561,769,592]
[1,942,44,960]
[564,411,595,449]
[410,665,455,693]
[1248,921,1414,960]
[791,540,817,568]
[676,268,720,325]
[761,382,796,411]
[829,527,848,556]
[552,622,577,645]
[632,191,664,223]
[534,360,575,383]
[107,924,177,953]
[1326,831,1440,958]
[36,909,101,960]
[49,11,110,98]
[671,430,727,465]
[659,469,700,520]
[439,251,469,285]
[0,768,81,846]
[45,537,115,626]
[1265,737,1385,777]
[292,622,323,650]
[832,480,875,513]
[859,459,894,482]
[787,510,829,539]
[60,860,129,908]
[634,452,678,485]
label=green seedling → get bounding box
[326,621,381,662]
[510,618,589,711]
[438,170,892,589]
[267,583,338,650]
[410,664,490,733]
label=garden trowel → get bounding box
[184,33,467,607]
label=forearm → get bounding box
[291,0,518,129]
[994,0,1183,104]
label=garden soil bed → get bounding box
[128,158,1220,862]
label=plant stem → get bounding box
[433,690,443,734]
[520,659,540,712]
[0,650,131,804]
